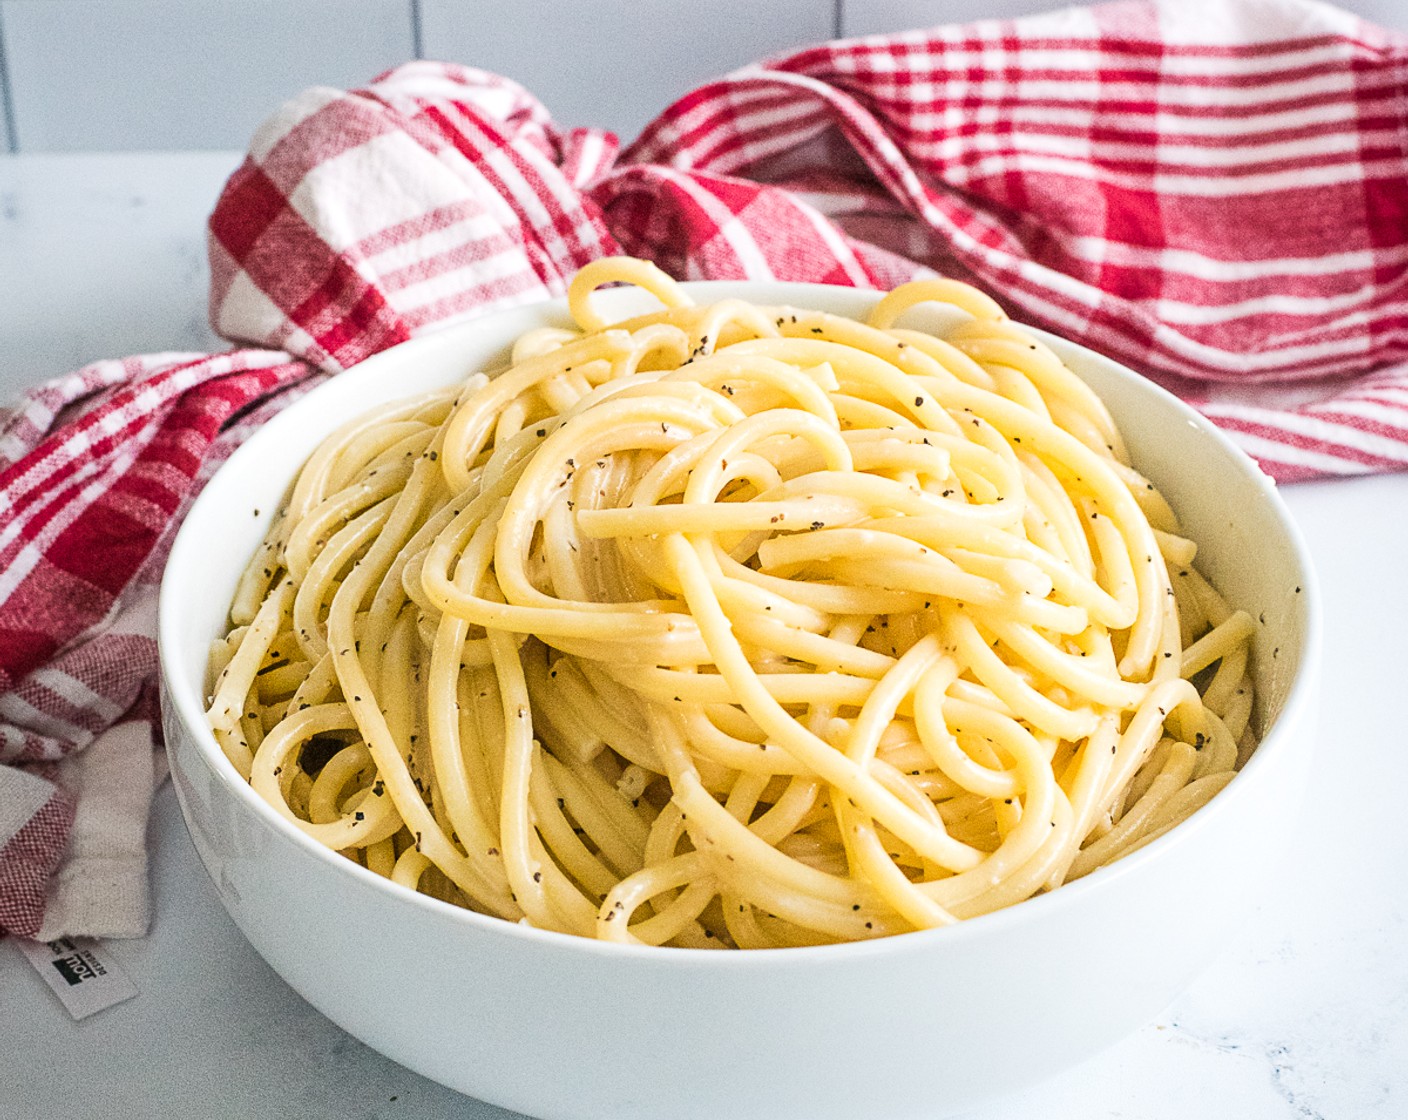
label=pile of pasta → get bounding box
[207,257,1258,948]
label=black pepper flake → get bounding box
[914,395,924,407]
[428,451,438,461]
[354,811,364,822]
[532,871,542,883]
[487,847,499,856]
[810,326,823,334]
[864,922,873,930]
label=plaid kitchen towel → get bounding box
[2,0,1405,938]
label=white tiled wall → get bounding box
[0,0,1402,152]
[0,0,414,151]
[419,0,834,139]
[842,0,1077,35]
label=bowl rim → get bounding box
[158,279,1322,966]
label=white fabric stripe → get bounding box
[911,125,1375,170]
[363,210,510,277]
[1216,427,1373,475]
[1151,288,1400,326]
[788,189,893,218]
[941,150,1394,196]
[0,689,91,746]
[859,70,1360,111]
[898,97,1378,139]
[1304,398,1408,435]
[389,247,543,315]
[1055,238,1408,280]
[1204,403,1408,462]
[1340,385,1408,407]
[721,96,828,143]
[841,41,1368,79]
[0,765,56,848]
[29,669,128,725]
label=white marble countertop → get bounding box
[2,151,1405,1120]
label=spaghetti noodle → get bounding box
[206,257,1257,948]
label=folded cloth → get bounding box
[1,0,1404,939]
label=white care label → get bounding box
[17,936,138,1020]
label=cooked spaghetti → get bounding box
[206,257,1257,948]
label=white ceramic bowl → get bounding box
[159,283,1320,1120]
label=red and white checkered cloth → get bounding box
[2,0,1405,939]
